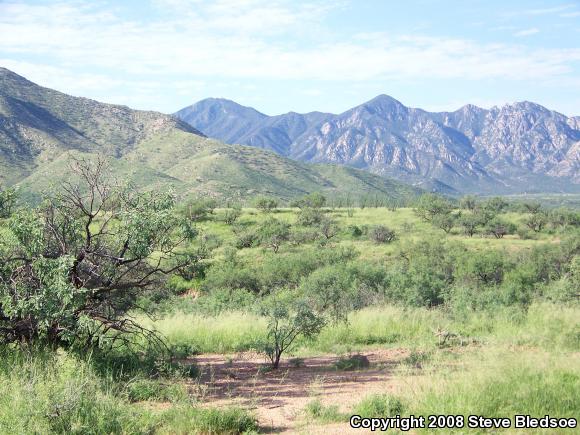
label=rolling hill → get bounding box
[0,67,420,203]
[176,96,580,194]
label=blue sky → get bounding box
[1,0,579,116]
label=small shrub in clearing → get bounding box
[305,399,346,423]
[332,354,370,371]
[370,225,397,244]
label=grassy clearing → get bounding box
[0,349,257,435]
[141,311,267,354]
[144,302,580,356]
[349,348,580,434]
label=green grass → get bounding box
[140,311,268,354]
[143,302,580,358]
[304,399,347,423]
[411,349,580,434]
[0,348,257,434]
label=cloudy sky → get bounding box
[1,0,579,115]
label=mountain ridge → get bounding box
[176,95,580,194]
[0,67,420,203]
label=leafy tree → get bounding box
[292,192,326,209]
[390,239,462,307]
[0,159,196,347]
[369,225,397,244]
[459,195,478,212]
[414,194,453,222]
[485,218,516,239]
[253,196,278,213]
[260,290,325,369]
[0,185,17,218]
[458,214,482,237]
[258,218,291,253]
[522,201,542,215]
[457,251,508,286]
[432,213,456,234]
[482,197,508,214]
[525,212,547,232]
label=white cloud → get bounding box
[523,4,576,15]
[514,27,540,37]
[561,11,580,17]
[0,0,579,106]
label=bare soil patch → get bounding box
[187,349,414,433]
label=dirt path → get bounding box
[188,349,415,433]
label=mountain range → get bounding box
[0,67,419,203]
[176,96,580,194]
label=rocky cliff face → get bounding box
[177,95,579,193]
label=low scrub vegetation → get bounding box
[1,165,578,433]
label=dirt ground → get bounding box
[187,349,417,434]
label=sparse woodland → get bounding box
[0,161,579,433]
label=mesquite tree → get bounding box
[0,158,196,347]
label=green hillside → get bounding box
[1,67,421,203]
[16,131,421,203]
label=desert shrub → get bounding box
[182,198,217,221]
[459,195,478,211]
[516,226,534,240]
[235,230,259,249]
[387,239,464,307]
[202,253,261,293]
[525,212,548,232]
[481,196,509,214]
[296,207,324,226]
[0,159,197,348]
[253,195,278,212]
[292,192,326,209]
[221,207,242,225]
[332,354,370,371]
[458,213,482,237]
[257,217,290,252]
[369,225,397,244]
[0,185,17,218]
[289,227,320,245]
[318,216,340,240]
[259,290,325,368]
[432,213,456,233]
[457,251,510,287]
[348,224,363,237]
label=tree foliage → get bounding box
[0,185,17,219]
[414,194,453,222]
[0,159,196,347]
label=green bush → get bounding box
[353,393,406,417]
[332,354,370,371]
[305,399,346,423]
